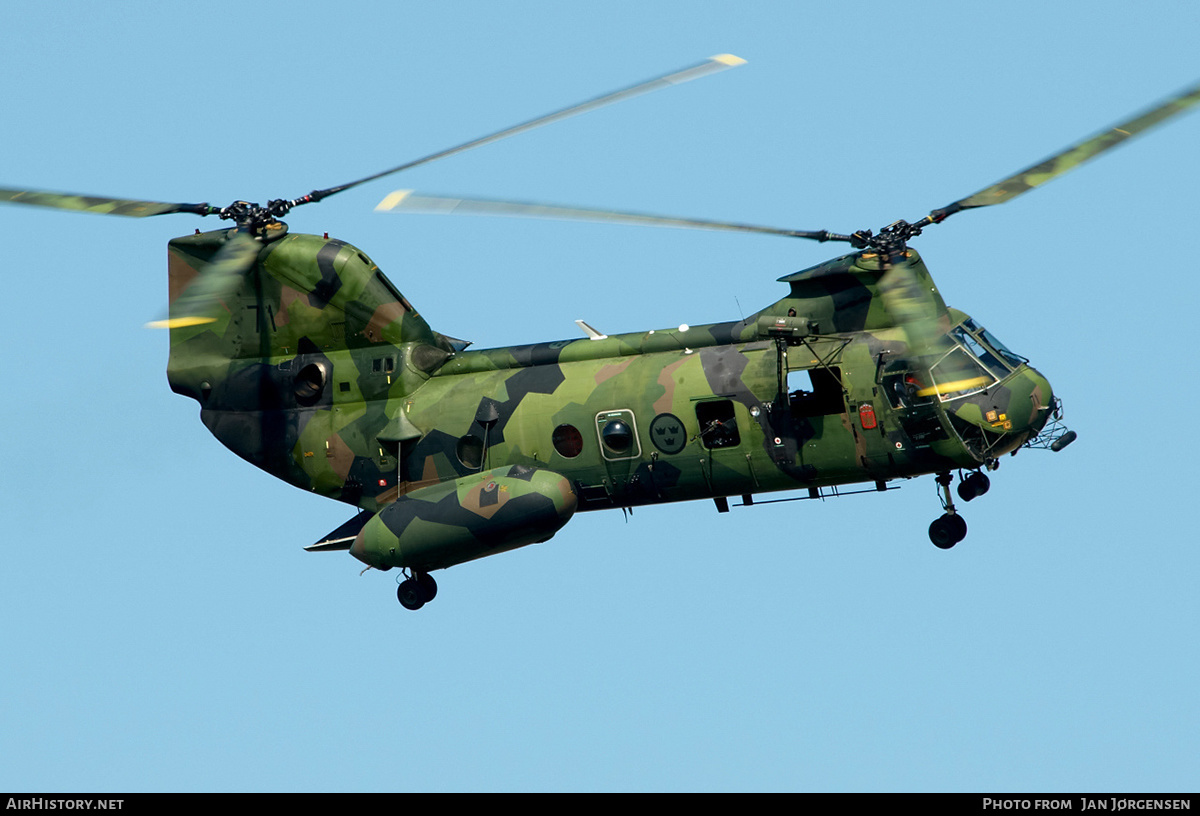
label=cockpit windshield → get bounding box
[922,319,1028,402]
[951,326,1008,380]
[882,315,1031,405]
[926,343,996,401]
[962,318,1028,369]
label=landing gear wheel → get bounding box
[397,572,438,610]
[957,471,991,502]
[929,513,968,549]
[397,579,426,610]
[416,573,437,603]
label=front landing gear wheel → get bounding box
[957,471,991,502]
[397,580,426,610]
[397,572,438,610]
[929,513,968,549]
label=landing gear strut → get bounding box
[397,571,438,610]
[928,472,967,549]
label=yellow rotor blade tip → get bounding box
[145,316,218,330]
[376,190,414,212]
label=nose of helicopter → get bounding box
[1000,365,1055,442]
[946,364,1056,460]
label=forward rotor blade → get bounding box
[0,187,212,218]
[376,190,850,242]
[878,256,986,398]
[878,255,947,359]
[299,54,746,205]
[147,231,261,329]
[927,78,1200,222]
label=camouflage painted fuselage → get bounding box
[165,227,1053,570]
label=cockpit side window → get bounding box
[880,362,934,410]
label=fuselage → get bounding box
[165,228,1053,519]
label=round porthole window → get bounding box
[552,424,583,458]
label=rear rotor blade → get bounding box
[376,189,851,243]
[926,78,1200,223]
[0,187,212,218]
[294,54,747,207]
[147,231,261,329]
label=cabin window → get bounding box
[552,424,584,458]
[695,400,740,449]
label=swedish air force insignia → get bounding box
[649,413,686,455]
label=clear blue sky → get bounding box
[3,0,1198,792]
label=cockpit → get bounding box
[922,317,1029,402]
[880,314,1031,410]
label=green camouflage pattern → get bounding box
[942,79,1200,214]
[349,464,578,571]
[165,228,1055,570]
[0,187,210,218]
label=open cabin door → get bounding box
[772,331,859,481]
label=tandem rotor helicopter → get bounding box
[5,56,1198,609]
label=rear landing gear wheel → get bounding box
[397,572,438,610]
[929,513,967,549]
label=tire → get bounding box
[929,514,966,549]
[397,580,426,610]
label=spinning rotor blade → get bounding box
[146,231,261,329]
[878,255,947,364]
[5,54,745,229]
[294,54,747,207]
[879,256,988,398]
[0,187,212,218]
[924,78,1200,223]
[375,78,1200,261]
[376,190,851,242]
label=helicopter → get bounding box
[4,56,1198,610]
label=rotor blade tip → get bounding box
[711,53,746,66]
[376,190,413,212]
[145,316,218,330]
